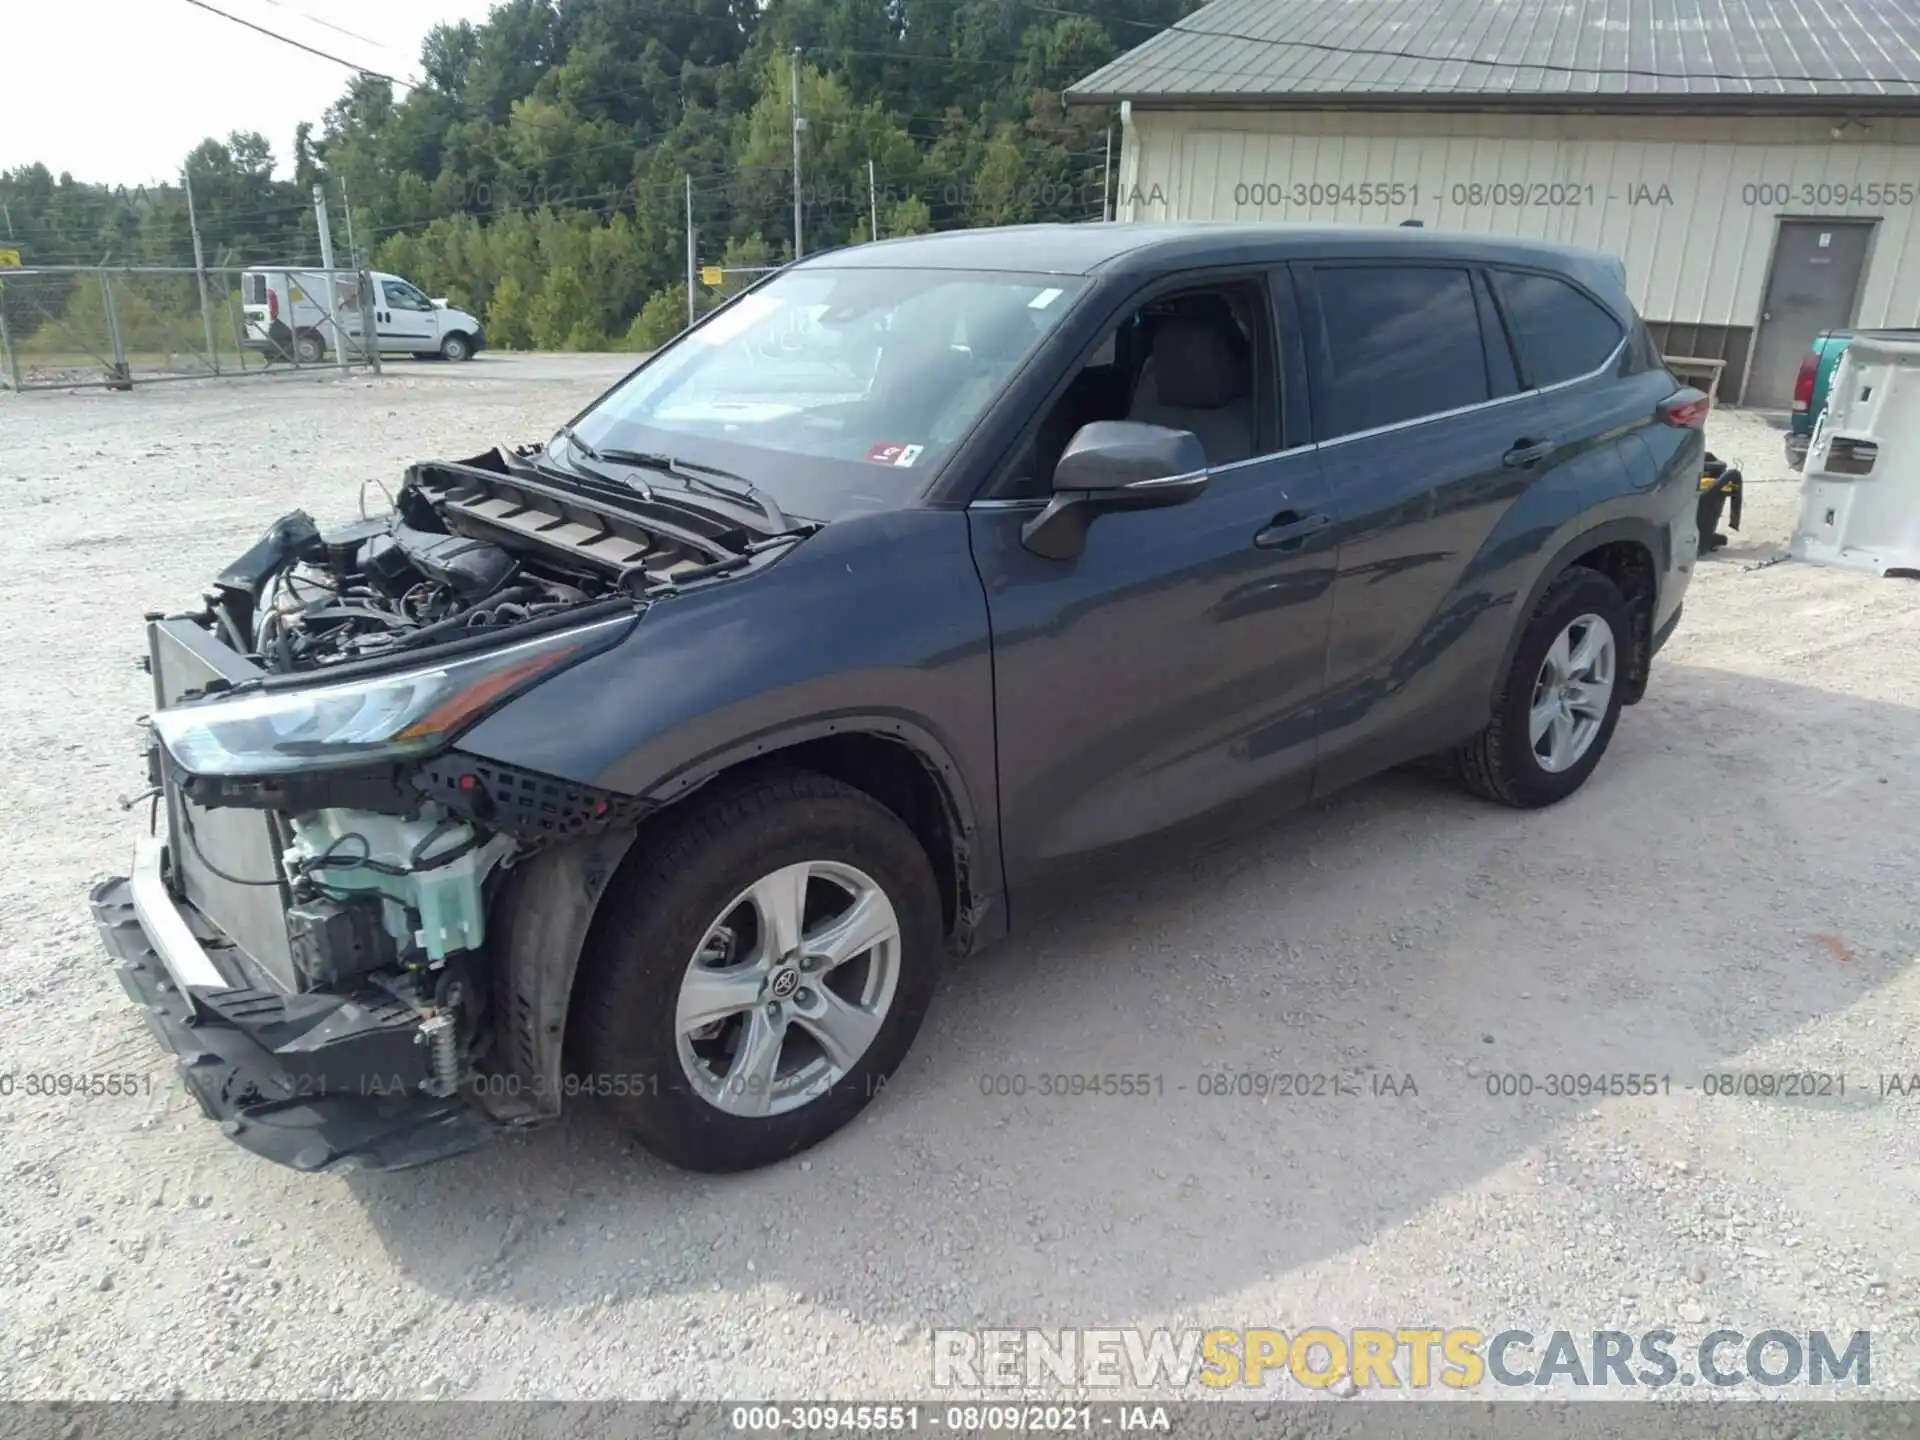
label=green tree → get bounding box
[526,264,593,349]
[627,285,688,350]
[485,272,533,349]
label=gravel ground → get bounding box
[2,358,1919,1405]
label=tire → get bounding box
[574,769,942,1173]
[1453,565,1632,808]
[293,330,325,365]
[439,332,472,362]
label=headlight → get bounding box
[152,615,631,777]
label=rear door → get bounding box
[1297,260,1573,793]
[1489,264,1673,486]
[241,273,272,346]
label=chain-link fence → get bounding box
[0,264,380,391]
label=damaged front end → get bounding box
[91,446,795,1171]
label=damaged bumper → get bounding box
[90,838,496,1173]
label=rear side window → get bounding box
[1493,270,1625,387]
[1626,318,1668,376]
[243,274,266,305]
[1309,266,1489,439]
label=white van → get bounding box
[240,269,485,363]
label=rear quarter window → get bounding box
[1493,270,1625,387]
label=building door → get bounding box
[1747,221,1874,407]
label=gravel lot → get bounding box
[3,356,1919,1404]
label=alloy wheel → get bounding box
[1529,612,1616,773]
[674,860,901,1117]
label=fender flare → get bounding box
[642,710,980,828]
[640,710,998,948]
[1491,516,1665,709]
[485,715,996,1121]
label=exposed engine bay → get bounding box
[105,440,815,1166]
[207,445,758,674]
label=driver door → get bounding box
[377,279,440,354]
[967,272,1336,899]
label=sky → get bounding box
[3,0,503,186]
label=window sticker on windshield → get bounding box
[1029,287,1064,309]
[865,441,913,465]
[894,444,924,467]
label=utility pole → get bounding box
[789,48,805,259]
[183,165,220,373]
[685,174,696,330]
[868,158,879,242]
[312,183,347,371]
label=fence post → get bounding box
[0,286,19,392]
[360,270,382,374]
[184,167,220,374]
[100,270,132,389]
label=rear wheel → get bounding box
[1453,566,1631,808]
[292,329,325,365]
[575,770,942,1172]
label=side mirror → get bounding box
[1020,420,1209,560]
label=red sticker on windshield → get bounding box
[865,441,909,464]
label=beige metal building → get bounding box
[1069,0,1920,407]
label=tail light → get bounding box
[1791,351,1817,412]
[1660,390,1712,429]
[267,289,279,323]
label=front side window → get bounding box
[571,267,1085,518]
[1309,265,1488,440]
[383,280,431,311]
[1493,270,1625,387]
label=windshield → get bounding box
[567,267,1086,518]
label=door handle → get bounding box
[1254,511,1332,550]
[1503,437,1558,468]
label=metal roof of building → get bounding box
[1067,0,1920,109]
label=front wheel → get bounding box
[1452,566,1631,808]
[575,770,942,1172]
[439,332,472,362]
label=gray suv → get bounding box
[92,223,1706,1174]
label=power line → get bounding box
[175,0,419,90]
[250,0,401,57]
[1036,2,1920,89]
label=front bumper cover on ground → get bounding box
[89,843,497,1173]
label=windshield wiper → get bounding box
[546,426,654,501]
[589,448,792,533]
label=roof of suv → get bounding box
[804,222,1629,300]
